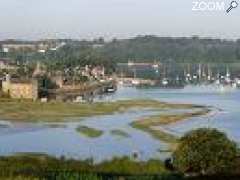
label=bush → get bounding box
[173,128,238,175]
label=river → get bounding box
[0,86,239,162]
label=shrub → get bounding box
[173,128,238,175]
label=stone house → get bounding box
[2,74,39,100]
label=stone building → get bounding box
[2,74,39,100]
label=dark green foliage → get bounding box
[2,36,240,74]
[0,153,240,179]
[173,128,238,175]
[96,157,166,175]
[0,155,170,179]
[102,36,240,63]
[52,173,101,180]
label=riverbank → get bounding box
[0,98,201,122]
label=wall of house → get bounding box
[10,83,35,99]
[2,78,39,100]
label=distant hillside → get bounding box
[101,36,240,63]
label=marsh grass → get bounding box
[130,108,211,147]
[0,98,197,122]
[76,126,103,138]
[0,98,210,148]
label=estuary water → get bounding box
[0,86,240,162]
[105,86,240,143]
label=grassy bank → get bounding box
[76,126,103,138]
[0,98,198,122]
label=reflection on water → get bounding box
[0,86,240,161]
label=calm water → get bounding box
[0,109,170,162]
[106,86,240,143]
[0,86,240,162]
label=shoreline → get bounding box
[0,98,202,122]
[130,108,211,149]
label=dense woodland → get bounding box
[101,36,240,63]
[1,36,240,72]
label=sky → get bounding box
[0,0,240,40]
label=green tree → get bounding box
[173,128,238,175]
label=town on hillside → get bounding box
[0,58,116,102]
[1,38,240,101]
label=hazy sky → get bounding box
[0,0,240,40]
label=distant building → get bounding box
[2,74,39,100]
[1,44,37,52]
[91,66,105,78]
[0,40,58,53]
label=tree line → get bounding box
[1,36,240,73]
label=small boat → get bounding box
[105,86,117,93]
[162,78,169,86]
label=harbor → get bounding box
[117,62,240,90]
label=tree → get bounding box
[173,128,238,175]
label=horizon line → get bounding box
[0,34,240,42]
